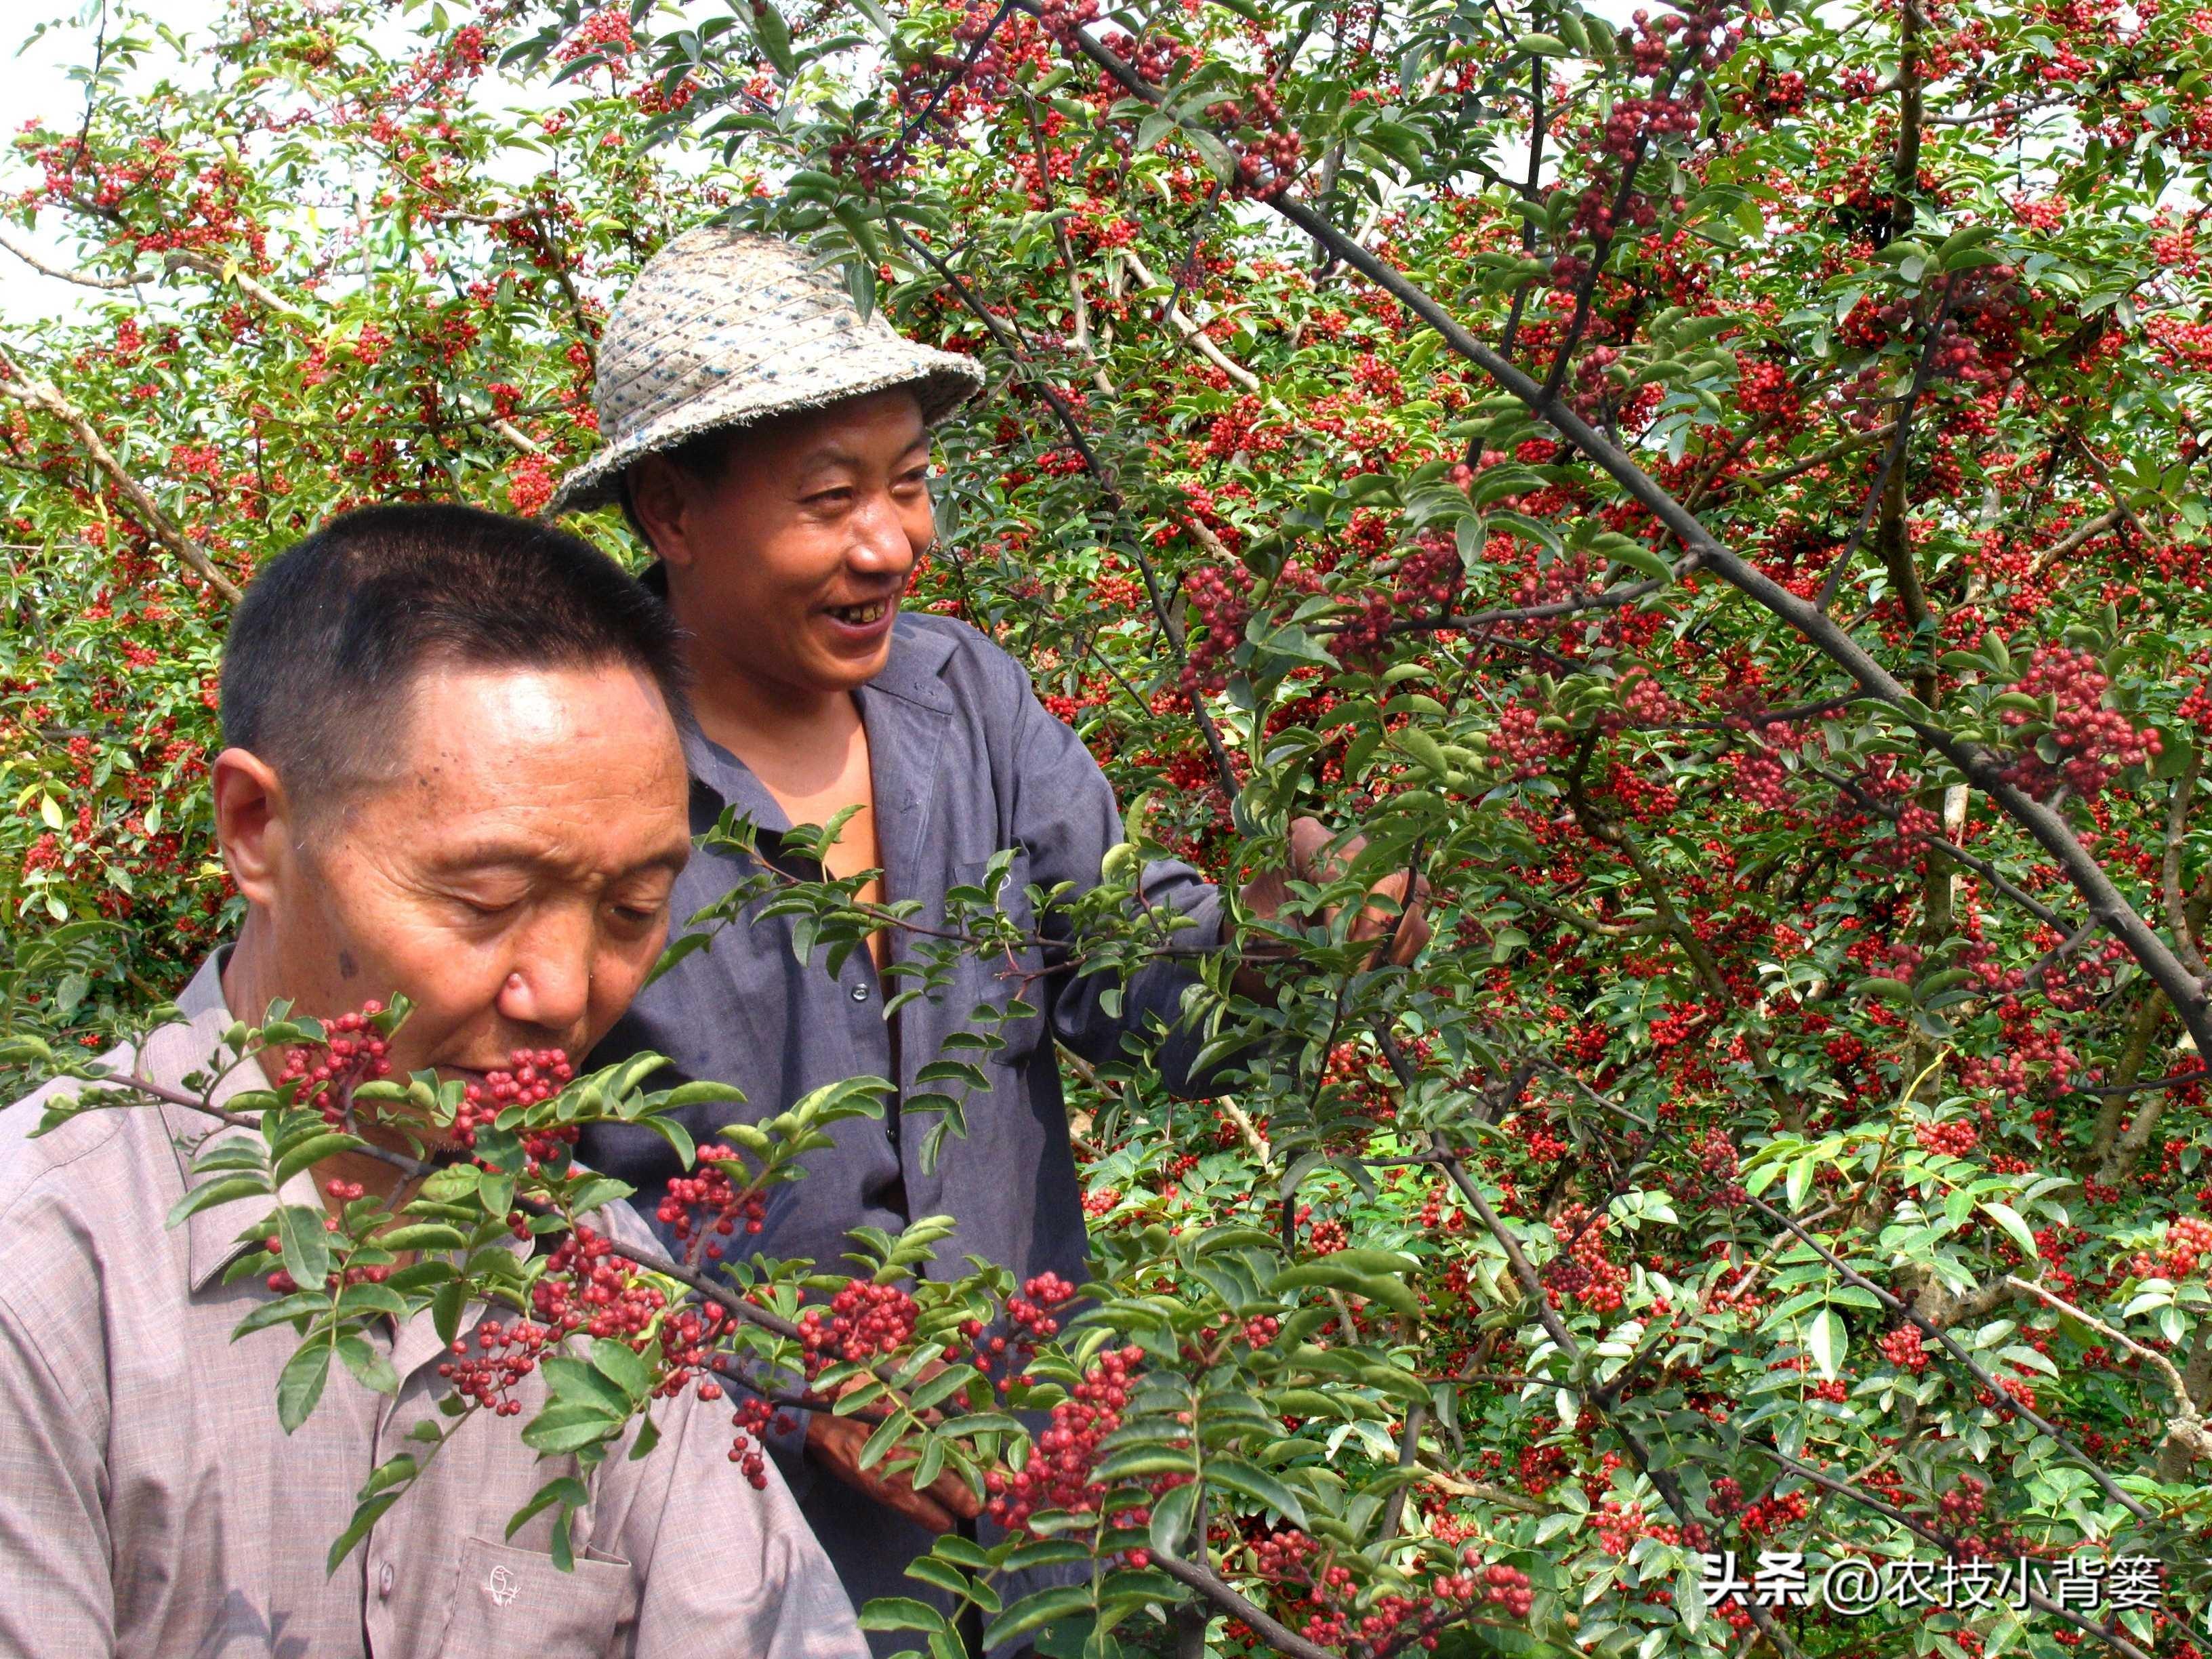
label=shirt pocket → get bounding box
[439,1536,634,1658]
[945,849,1048,1067]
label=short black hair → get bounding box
[221,503,691,809]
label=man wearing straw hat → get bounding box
[549,224,1423,1645]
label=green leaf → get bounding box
[1807,1307,1845,1382]
[335,1332,401,1395]
[982,1584,1099,1652]
[432,1278,470,1348]
[753,0,796,75]
[522,1402,626,1454]
[860,1598,951,1633]
[591,1337,653,1404]
[1206,1457,1309,1528]
[1272,1261,1420,1317]
[167,1175,271,1229]
[278,1338,334,1433]
[1981,1202,2039,1261]
[325,1491,401,1574]
[1149,1475,1200,1553]
[273,1132,365,1189]
[1514,31,1571,55]
[276,1203,331,1290]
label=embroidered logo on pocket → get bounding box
[485,1564,521,1607]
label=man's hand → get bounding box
[1233,816,1430,998]
[805,1382,983,1534]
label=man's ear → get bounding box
[211,747,295,908]
[627,455,694,569]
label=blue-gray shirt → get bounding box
[576,609,1225,1644]
[579,609,1224,1277]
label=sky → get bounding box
[0,0,1651,330]
[1,3,227,323]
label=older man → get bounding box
[0,505,865,1659]
[549,227,1424,1645]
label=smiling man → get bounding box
[0,505,865,1659]
[548,227,1424,1649]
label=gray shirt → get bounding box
[575,609,1225,1637]
[0,951,867,1659]
[577,609,1224,1282]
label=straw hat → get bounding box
[546,224,987,517]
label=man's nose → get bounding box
[495,914,594,1039]
[849,487,926,577]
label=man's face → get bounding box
[646,388,936,697]
[237,661,692,1088]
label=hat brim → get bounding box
[544,352,985,519]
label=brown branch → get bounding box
[1744,1443,2157,1659]
[1192,173,2211,1058]
[2005,1275,2212,1469]
[1147,1552,1340,1659]
[0,227,142,288]
[891,221,1244,802]
[2024,507,2120,583]
[0,346,243,603]
[2161,746,2208,983]
[599,1235,806,1341]
[1746,1194,2153,1520]
[1122,250,1259,391]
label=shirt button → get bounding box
[850,983,869,1003]
[378,1561,396,1599]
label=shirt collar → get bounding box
[642,556,961,807]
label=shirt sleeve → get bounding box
[1002,663,1231,1095]
[0,1292,114,1657]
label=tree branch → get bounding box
[0,346,243,603]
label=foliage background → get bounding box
[6,0,2212,1656]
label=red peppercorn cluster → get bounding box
[1244,1530,1528,1650]
[799,1279,921,1366]
[534,1223,670,1343]
[1099,28,1187,84]
[273,1003,391,1128]
[453,1047,573,1144]
[1914,1118,1980,1158]
[653,1300,733,1398]
[1878,1324,1930,1373]
[2131,1214,2212,1281]
[1492,701,1565,780]
[982,1343,1141,1530]
[1180,563,1254,695]
[726,1393,780,1489]
[656,1143,767,1263]
[1616,668,1681,726]
[1478,1561,1534,1618]
[1543,1203,1626,1312]
[1598,94,1698,160]
[1736,1488,1809,1537]
[1727,747,1796,815]
[440,1317,556,1416]
[1032,0,1100,47]
[1998,644,2160,802]
[1938,1475,1988,1528]
[1622,3,1741,76]
[1005,1270,1074,1343]
[957,1271,1082,1391]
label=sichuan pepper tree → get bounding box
[7,1,2212,1657]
